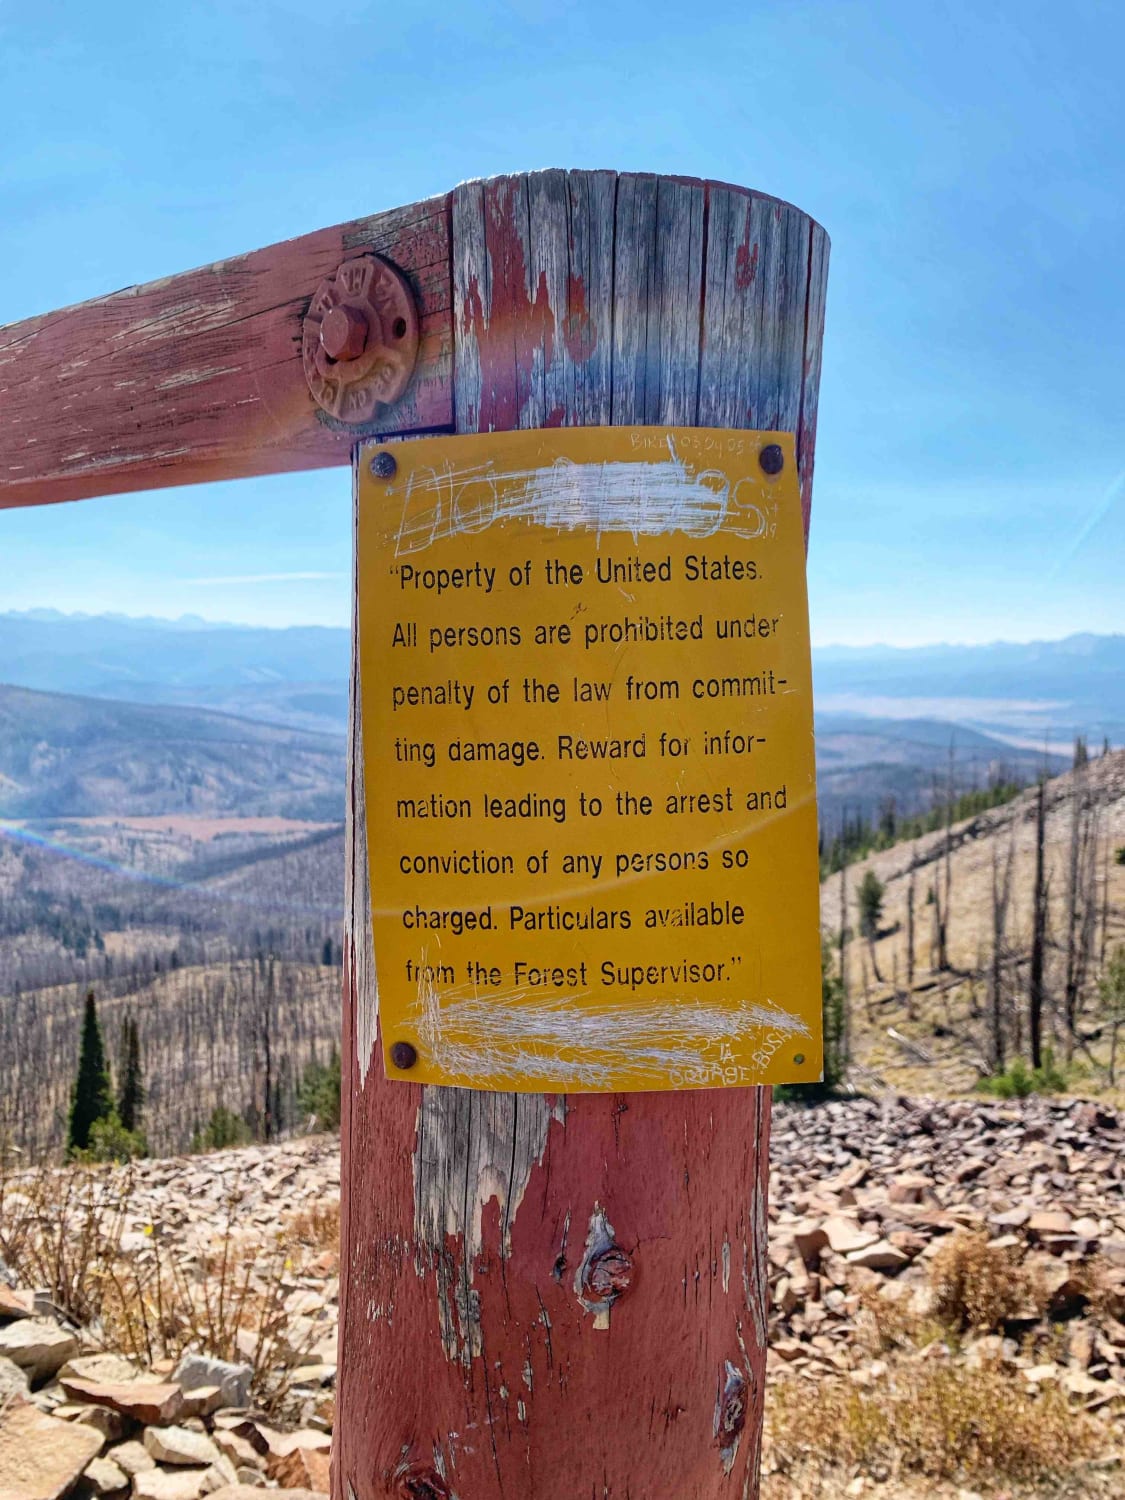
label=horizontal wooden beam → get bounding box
[0,197,453,510]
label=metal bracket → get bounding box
[302,254,419,425]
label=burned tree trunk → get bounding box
[1029,780,1048,1071]
[989,825,1015,1070]
[905,846,917,1019]
[338,171,828,1499]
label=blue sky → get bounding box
[2,0,1123,646]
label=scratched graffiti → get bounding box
[393,433,775,557]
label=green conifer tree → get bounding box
[117,1016,145,1134]
[68,990,113,1153]
[858,868,885,940]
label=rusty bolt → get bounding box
[390,1041,417,1071]
[586,1246,633,1303]
[369,450,398,480]
[320,304,369,362]
[302,253,420,424]
[758,443,784,476]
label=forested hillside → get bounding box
[0,684,345,820]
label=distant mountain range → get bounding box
[0,612,1111,828]
[2,612,1121,748]
[813,634,1125,750]
[0,610,349,734]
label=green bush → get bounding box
[298,1048,341,1130]
[84,1112,147,1163]
[190,1105,253,1153]
[977,1048,1068,1099]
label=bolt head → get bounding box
[390,1040,417,1071]
[370,450,398,480]
[758,443,785,476]
[320,304,369,362]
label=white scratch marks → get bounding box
[393,437,774,556]
[409,966,808,1089]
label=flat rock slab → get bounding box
[268,1448,331,1491]
[821,1216,880,1256]
[173,1355,252,1411]
[105,1440,155,1477]
[132,1471,211,1500]
[0,1319,80,1383]
[82,1456,129,1496]
[144,1426,221,1467]
[845,1238,912,1271]
[59,1353,143,1385]
[255,1428,332,1458]
[0,1397,103,1500]
[59,1376,184,1426]
[0,1355,30,1401]
[206,1489,328,1500]
[0,1286,34,1320]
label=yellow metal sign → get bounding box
[358,427,821,1092]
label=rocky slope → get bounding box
[3,1099,1125,1497]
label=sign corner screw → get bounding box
[370,450,398,480]
[390,1041,418,1071]
[758,443,784,476]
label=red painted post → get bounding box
[339,170,829,1499]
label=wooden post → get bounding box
[340,170,828,1500]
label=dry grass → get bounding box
[0,1162,322,1414]
[284,1197,340,1254]
[930,1230,1043,1331]
[766,1359,1101,1486]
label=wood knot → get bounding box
[586,1246,633,1302]
[396,1469,450,1500]
[715,1360,748,1472]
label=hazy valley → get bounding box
[3,611,1125,1499]
[0,611,1121,1155]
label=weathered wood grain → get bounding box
[798,220,831,534]
[339,170,829,1500]
[0,198,453,510]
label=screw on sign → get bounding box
[302,253,420,425]
[758,442,785,475]
[369,450,398,479]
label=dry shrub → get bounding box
[0,1163,321,1415]
[767,1361,1099,1485]
[284,1197,340,1252]
[855,1285,948,1356]
[930,1230,1040,1331]
[0,1162,132,1325]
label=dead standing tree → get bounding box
[988,822,1016,1070]
[1029,779,1049,1070]
[0,169,829,1497]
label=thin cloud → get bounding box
[180,572,347,585]
[1049,467,1125,579]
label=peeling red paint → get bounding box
[735,239,759,292]
[461,272,484,339]
[562,273,596,364]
